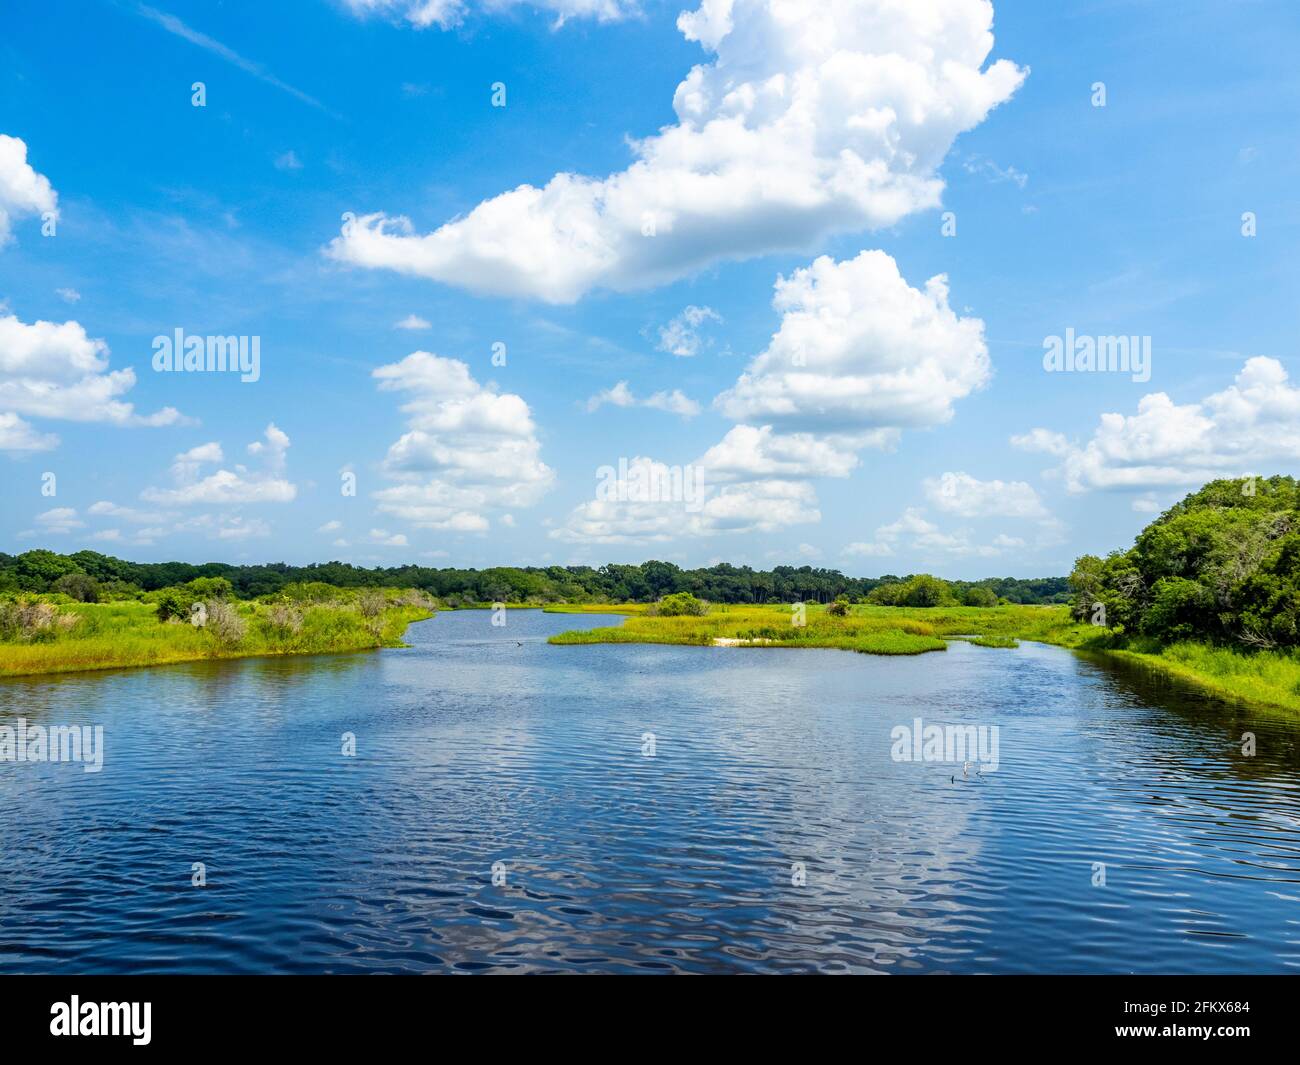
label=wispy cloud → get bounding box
[133,4,338,117]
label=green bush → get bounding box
[51,572,101,603]
[657,592,708,616]
[152,588,194,623]
[186,576,234,600]
[870,575,956,609]
[962,585,998,608]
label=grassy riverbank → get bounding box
[0,592,434,678]
[8,591,1300,716]
[548,602,1300,716]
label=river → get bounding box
[1,608,1297,973]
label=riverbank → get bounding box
[0,596,434,678]
[547,603,1300,717]
[6,596,1297,717]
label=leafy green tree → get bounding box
[12,550,81,591]
[1069,475,1300,648]
[51,572,101,603]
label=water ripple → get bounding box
[2,611,1299,973]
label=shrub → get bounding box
[52,571,101,603]
[656,592,707,616]
[186,576,234,600]
[827,600,850,617]
[962,585,999,608]
[278,581,348,604]
[203,600,247,648]
[357,590,387,618]
[153,589,193,623]
[870,575,956,608]
[0,600,71,641]
[266,603,303,636]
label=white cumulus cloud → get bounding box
[1015,357,1300,492]
[0,412,58,451]
[326,0,1024,302]
[0,314,184,446]
[923,471,1049,519]
[143,425,297,505]
[36,507,83,534]
[0,134,57,247]
[372,351,554,530]
[715,251,990,434]
[554,249,992,543]
[551,457,816,543]
[844,505,1026,561]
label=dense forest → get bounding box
[1069,475,1300,649]
[0,549,1071,606]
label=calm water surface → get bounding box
[2,609,1298,973]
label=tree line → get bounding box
[0,549,1071,606]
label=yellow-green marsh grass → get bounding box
[0,594,434,678]
[548,603,956,655]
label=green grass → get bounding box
[1098,640,1300,717]
[965,634,1020,648]
[548,603,953,655]
[0,594,434,678]
[548,602,1082,654]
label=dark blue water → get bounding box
[1,609,1298,973]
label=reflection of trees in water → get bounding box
[1070,649,1300,781]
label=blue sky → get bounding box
[2,0,1298,577]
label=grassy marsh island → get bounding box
[548,600,1300,716]
[0,580,434,678]
[546,601,1078,655]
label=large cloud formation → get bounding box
[553,249,992,543]
[0,134,56,247]
[327,0,1024,302]
[371,351,555,530]
[1014,357,1300,493]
